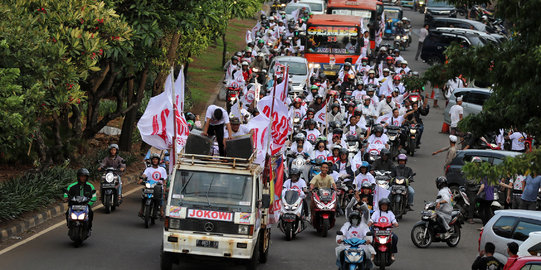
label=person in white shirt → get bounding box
[305,119,321,144]
[507,174,526,209]
[415,24,429,61]
[367,126,389,150]
[386,108,404,127]
[506,130,527,152]
[376,95,396,117]
[368,198,399,259]
[435,176,454,235]
[336,210,375,269]
[290,133,313,157]
[352,83,366,102]
[140,154,168,217]
[361,96,377,119]
[312,140,330,161]
[363,70,379,86]
[354,162,376,189]
[448,96,463,135]
[224,117,250,138]
[202,105,233,156]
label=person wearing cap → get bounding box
[241,61,253,82]
[202,105,233,156]
[361,95,377,118]
[225,117,250,138]
[363,69,379,86]
[432,135,458,173]
[449,96,464,135]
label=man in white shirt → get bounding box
[202,105,233,156]
[448,96,463,135]
[368,198,399,259]
[415,24,429,61]
[376,95,396,117]
[506,130,527,152]
[224,117,250,138]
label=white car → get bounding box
[443,87,491,125]
[269,56,309,95]
[518,231,541,257]
[299,0,326,15]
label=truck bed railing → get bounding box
[176,152,257,170]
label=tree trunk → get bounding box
[222,32,228,68]
[119,66,149,152]
[152,32,182,96]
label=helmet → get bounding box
[241,61,249,66]
[393,75,401,81]
[412,71,420,77]
[401,60,408,65]
[380,148,390,158]
[383,68,390,73]
[373,125,383,134]
[310,85,319,90]
[317,136,327,143]
[368,69,375,75]
[231,56,239,62]
[108,144,119,154]
[185,112,196,122]
[290,167,301,176]
[348,210,361,226]
[361,181,372,189]
[360,161,369,169]
[386,56,394,61]
[482,15,488,21]
[397,153,408,162]
[339,148,348,156]
[380,46,387,52]
[260,15,267,20]
[307,108,315,114]
[294,133,305,141]
[315,94,323,100]
[344,62,352,67]
[332,144,342,151]
[330,103,340,111]
[436,176,448,189]
[150,153,161,163]
[378,198,391,209]
[77,168,90,177]
[306,119,316,126]
[394,48,400,54]
[363,95,371,100]
[235,51,243,57]
[471,156,483,163]
[361,57,369,62]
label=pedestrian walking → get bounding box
[432,135,458,173]
[519,173,541,210]
[415,24,429,61]
[477,177,495,227]
[448,96,463,135]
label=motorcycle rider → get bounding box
[361,95,377,119]
[64,168,96,232]
[336,210,375,269]
[138,154,167,218]
[435,176,454,238]
[368,198,399,260]
[354,161,376,189]
[251,52,267,71]
[367,125,390,150]
[241,61,253,82]
[310,162,337,191]
[391,154,415,210]
[282,168,309,220]
[376,94,396,117]
[98,144,126,202]
[290,133,313,157]
[328,103,344,124]
[403,101,429,147]
[372,149,395,171]
[333,148,354,177]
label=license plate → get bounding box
[102,183,115,188]
[323,71,336,76]
[196,240,219,249]
[144,189,154,194]
[72,205,86,211]
[375,230,391,236]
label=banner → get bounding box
[230,101,241,119]
[314,103,327,125]
[373,185,391,211]
[274,67,289,103]
[245,30,252,44]
[245,114,270,165]
[268,155,285,224]
[257,96,290,155]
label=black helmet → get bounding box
[436,176,448,190]
[348,210,361,226]
[329,121,339,130]
[294,133,305,142]
[330,103,340,111]
[290,167,301,176]
[77,168,90,177]
[150,153,161,163]
[260,14,267,20]
[306,119,316,126]
[373,125,383,134]
[380,148,390,158]
[185,112,196,122]
[378,198,391,209]
[231,55,239,62]
[307,108,315,114]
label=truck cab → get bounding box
[161,153,271,270]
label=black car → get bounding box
[444,149,521,196]
[428,17,495,33]
[424,0,456,23]
[420,28,500,65]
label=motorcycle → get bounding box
[336,175,355,216]
[279,189,307,241]
[251,67,267,85]
[100,167,121,214]
[372,222,395,270]
[389,173,415,220]
[311,188,337,237]
[364,145,382,164]
[346,135,360,161]
[374,170,392,190]
[407,91,422,104]
[404,123,420,156]
[67,195,94,246]
[226,84,242,113]
[336,231,372,270]
[386,126,401,159]
[140,177,163,228]
[453,184,502,222]
[410,200,463,248]
[288,152,309,183]
[394,35,408,51]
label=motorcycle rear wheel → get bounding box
[411,224,432,248]
[104,195,111,214]
[446,224,461,247]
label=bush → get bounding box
[0,165,76,221]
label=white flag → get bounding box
[230,101,241,119]
[245,30,252,44]
[373,185,391,211]
[314,103,327,125]
[257,96,290,155]
[245,114,270,165]
[274,67,289,103]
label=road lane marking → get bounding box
[0,185,141,256]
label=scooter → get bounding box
[386,126,401,159]
[226,84,242,113]
[405,123,420,156]
[389,173,415,220]
[140,177,163,228]
[372,222,395,270]
[336,231,373,270]
[410,200,462,248]
[100,167,121,214]
[279,189,307,241]
[311,188,337,237]
[67,195,94,247]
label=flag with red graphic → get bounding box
[314,103,327,125]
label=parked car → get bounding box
[428,17,495,33]
[443,88,492,125]
[420,28,500,65]
[518,231,541,257]
[479,210,541,264]
[445,149,521,197]
[401,0,415,9]
[424,0,457,23]
[299,0,325,15]
[285,3,312,20]
[435,27,507,43]
[505,256,541,270]
[269,56,309,95]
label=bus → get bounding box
[304,14,363,77]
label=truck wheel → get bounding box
[246,239,260,270]
[160,250,174,270]
[258,229,270,263]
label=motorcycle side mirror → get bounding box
[436,195,442,199]
[366,231,373,236]
[261,194,271,208]
[336,230,344,235]
[412,173,417,177]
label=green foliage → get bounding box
[0,165,76,221]
[462,149,541,185]
[402,75,427,92]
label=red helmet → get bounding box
[386,56,394,61]
[361,57,369,62]
[294,97,302,103]
[393,75,401,81]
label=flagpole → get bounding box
[170,66,177,170]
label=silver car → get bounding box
[443,88,491,125]
[285,3,311,21]
[479,210,541,263]
[269,56,309,95]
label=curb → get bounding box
[0,174,138,243]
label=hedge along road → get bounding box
[0,10,482,270]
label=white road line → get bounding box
[0,186,141,256]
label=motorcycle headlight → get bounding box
[105,173,115,183]
[77,213,86,220]
[70,213,78,220]
[145,183,152,188]
[346,252,363,262]
[389,135,396,140]
[410,129,417,134]
[403,36,409,40]
[395,36,400,41]
[238,225,250,235]
[395,179,405,185]
[293,118,300,123]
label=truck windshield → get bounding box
[171,170,253,212]
[306,26,360,55]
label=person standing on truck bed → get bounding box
[202,105,233,156]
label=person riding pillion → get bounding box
[98,144,126,202]
[435,176,454,238]
[64,168,97,231]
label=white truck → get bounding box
[161,153,271,270]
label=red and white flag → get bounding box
[274,67,289,103]
[314,103,327,125]
[257,96,290,155]
[245,30,252,44]
[245,114,270,165]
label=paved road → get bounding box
[0,8,482,270]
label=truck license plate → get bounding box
[196,240,218,249]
